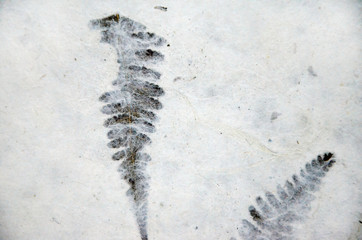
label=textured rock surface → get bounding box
[0,1,361,240]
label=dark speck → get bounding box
[308,66,318,77]
[271,112,281,121]
[195,226,198,230]
[154,6,167,12]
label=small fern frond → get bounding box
[239,153,336,240]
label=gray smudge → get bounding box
[308,66,318,77]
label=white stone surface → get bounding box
[0,0,361,239]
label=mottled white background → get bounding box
[0,0,361,239]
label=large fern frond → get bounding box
[90,14,166,240]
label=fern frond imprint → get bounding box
[90,14,166,240]
[239,153,336,240]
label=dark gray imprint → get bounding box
[238,153,336,240]
[90,14,166,240]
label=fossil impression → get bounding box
[239,153,336,240]
[90,14,166,240]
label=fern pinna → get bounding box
[90,14,166,240]
[239,153,336,240]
